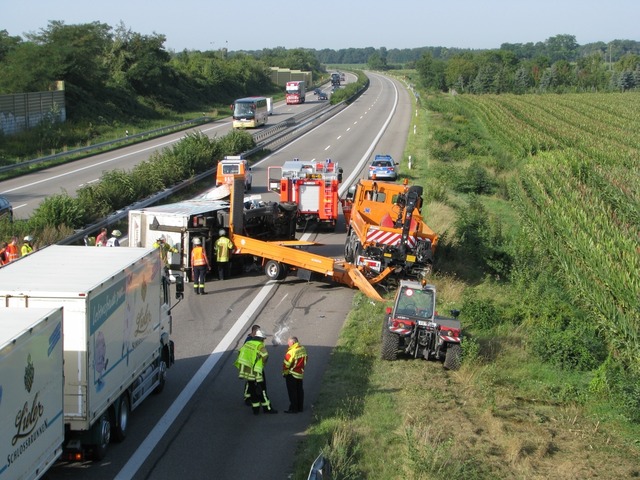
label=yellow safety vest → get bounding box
[215,237,234,262]
[234,340,267,381]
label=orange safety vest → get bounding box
[5,244,19,262]
[191,246,208,267]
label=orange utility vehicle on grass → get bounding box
[268,158,344,231]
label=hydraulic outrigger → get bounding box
[227,177,388,301]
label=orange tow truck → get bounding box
[342,179,439,282]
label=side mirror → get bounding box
[385,306,392,314]
[450,309,460,318]
[346,185,356,201]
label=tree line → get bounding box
[2,23,639,127]
[0,21,324,126]
[413,34,640,93]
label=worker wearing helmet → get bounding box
[214,229,234,280]
[21,235,34,256]
[190,237,210,295]
[234,329,277,415]
[106,230,122,247]
[153,236,178,268]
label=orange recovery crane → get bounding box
[227,176,385,301]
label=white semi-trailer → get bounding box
[0,246,182,461]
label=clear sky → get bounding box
[3,0,638,52]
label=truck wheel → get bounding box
[344,234,354,262]
[443,344,462,370]
[380,325,400,361]
[264,260,287,280]
[112,394,130,442]
[92,413,111,461]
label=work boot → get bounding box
[263,407,278,414]
[199,287,205,295]
[252,407,260,415]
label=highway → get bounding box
[0,83,327,219]
[43,71,414,480]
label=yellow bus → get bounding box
[232,97,269,128]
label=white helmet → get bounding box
[218,229,226,236]
[254,329,267,339]
[111,230,122,237]
[192,237,202,245]
[24,235,33,242]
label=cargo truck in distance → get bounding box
[285,81,306,104]
[0,307,64,480]
[0,246,184,461]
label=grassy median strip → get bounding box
[291,83,640,479]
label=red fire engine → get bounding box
[268,158,343,231]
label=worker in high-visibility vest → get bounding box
[190,237,210,295]
[282,336,308,414]
[106,230,122,247]
[234,329,277,415]
[214,229,234,280]
[21,235,34,256]
[4,237,19,263]
[153,236,178,268]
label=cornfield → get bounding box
[456,92,640,372]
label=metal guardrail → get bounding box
[0,117,213,175]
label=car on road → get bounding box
[367,155,398,181]
[313,88,322,96]
[318,92,328,101]
[0,195,13,222]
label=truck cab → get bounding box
[216,156,252,191]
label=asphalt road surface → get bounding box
[44,72,413,480]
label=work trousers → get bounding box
[217,261,230,280]
[285,374,304,412]
[193,265,208,293]
[247,379,275,413]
